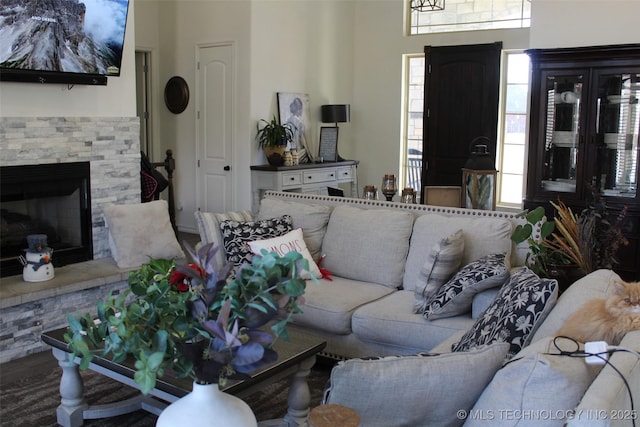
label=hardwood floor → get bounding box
[177,231,200,251]
[1,350,56,385]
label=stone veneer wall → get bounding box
[0,279,129,363]
[0,116,141,259]
[0,117,140,362]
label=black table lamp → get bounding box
[321,104,350,161]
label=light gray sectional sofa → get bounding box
[195,191,639,427]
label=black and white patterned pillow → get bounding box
[424,253,509,320]
[452,266,559,358]
[219,215,293,266]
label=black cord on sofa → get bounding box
[550,336,638,427]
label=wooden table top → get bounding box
[42,326,326,399]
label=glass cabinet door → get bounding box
[596,72,640,198]
[541,74,583,193]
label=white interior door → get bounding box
[196,43,234,213]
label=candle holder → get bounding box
[401,187,416,204]
[363,185,378,200]
[381,174,397,201]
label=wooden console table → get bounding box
[250,161,359,212]
[42,327,326,427]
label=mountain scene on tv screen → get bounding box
[0,0,128,75]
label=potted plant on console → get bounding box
[256,116,293,166]
[65,243,312,427]
[512,193,628,293]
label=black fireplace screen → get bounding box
[1,162,93,278]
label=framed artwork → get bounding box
[318,127,338,162]
[277,92,313,162]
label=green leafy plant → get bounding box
[511,206,565,277]
[256,116,293,148]
[65,243,314,394]
[512,195,629,278]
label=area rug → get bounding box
[0,357,333,427]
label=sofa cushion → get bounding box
[219,215,292,266]
[194,210,254,267]
[352,290,474,352]
[413,229,465,314]
[325,342,510,427]
[403,214,513,292]
[465,337,602,427]
[291,276,395,335]
[247,228,321,279]
[424,253,510,320]
[452,267,558,358]
[102,200,185,269]
[258,197,332,261]
[530,269,621,343]
[321,205,414,288]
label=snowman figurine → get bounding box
[19,234,55,282]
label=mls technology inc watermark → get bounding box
[457,409,637,422]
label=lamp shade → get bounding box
[321,104,350,123]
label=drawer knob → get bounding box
[290,177,295,181]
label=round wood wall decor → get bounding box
[164,76,189,114]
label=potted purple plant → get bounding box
[65,242,312,425]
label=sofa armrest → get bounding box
[568,330,640,426]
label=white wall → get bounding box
[135,0,253,232]
[135,0,356,232]
[530,0,640,48]
[3,0,639,233]
[0,1,137,117]
[249,0,355,161]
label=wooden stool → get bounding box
[308,404,360,427]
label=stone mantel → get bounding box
[0,259,131,310]
[0,260,132,363]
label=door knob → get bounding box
[224,165,231,171]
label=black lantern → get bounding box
[461,137,498,210]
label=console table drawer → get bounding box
[303,170,337,184]
[281,172,302,187]
[250,160,358,212]
[336,167,353,181]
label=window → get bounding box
[408,0,530,35]
[401,51,530,208]
[401,55,425,193]
[496,51,530,208]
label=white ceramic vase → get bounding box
[156,382,257,427]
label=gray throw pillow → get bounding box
[413,229,465,314]
[424,253,509,320]
[452,267,558,358]
[465,337,601,427]
[325,343,510,427]
[103,200,185,269]
[321,205,414,288]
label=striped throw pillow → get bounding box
[413,229,464,314]
[194,210,254,267]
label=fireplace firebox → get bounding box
[1,162,93,278]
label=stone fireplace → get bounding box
[0,116,141,276]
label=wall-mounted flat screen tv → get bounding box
[0,0,130,85]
